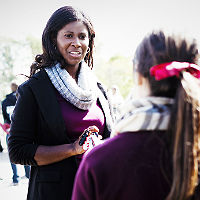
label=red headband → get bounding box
[150,61,200,80]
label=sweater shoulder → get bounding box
[84,131,165,167]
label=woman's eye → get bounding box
[79,34,86,40]
[64,34,73,38]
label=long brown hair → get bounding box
[166,72,200,200]
[30,6,95,77]
[134,31,200,200]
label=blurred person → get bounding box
[1,83,30,185]
[8,6,113,200]
[109,85,124,119]
[0,103,3,152]
[0,138,3,152]
[2,83,18,125]
[72,31,200,200]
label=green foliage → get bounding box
[0,35,133,101]
[26,36,42,59]
[0,41,18,99]
[0,37,34,99]
[94,55,133,98]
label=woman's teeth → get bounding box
[70,51,80,55]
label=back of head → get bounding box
[134,31,200,200]
[134,31,198,98]
[11,83,18,92]
[30,6,95,76]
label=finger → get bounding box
[98,135,102,140]
[82,141,89,151]
[88,125,99,133]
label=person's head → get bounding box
[31,6,95,76]
[11,83,18,92]
[133,31,200,200]
[111,85,117,95]
[133,31,198,98]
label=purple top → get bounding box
[72,131,171,200]
[56,91,105,164]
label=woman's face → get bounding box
[56,21,89,67]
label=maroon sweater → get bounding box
[72,131,171,200]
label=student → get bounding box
[8,6,113,200]
[1,83,30,185]
[72,31,200,200]
[109,85,124,119]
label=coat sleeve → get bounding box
[8,83,39,166]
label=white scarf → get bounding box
[111,96,174,137]
[45,62,98,110]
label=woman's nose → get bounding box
[71,37,81,48]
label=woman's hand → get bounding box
[87,125,99,134]
[72,125,101,155]
[81,126,103,151]
[72,138,86,155]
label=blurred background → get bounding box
[0,0,200,99]
[0,0,200,198]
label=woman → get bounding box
[72,31,200,200]
[8,6,113,200]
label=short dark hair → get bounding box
[30,6,95,76]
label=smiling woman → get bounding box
[56,21,89,78]
[8,6,114,200]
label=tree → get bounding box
[26,36,42,59]
[94,55,133,98]
[0,37,33,99]
[0,39,17,99]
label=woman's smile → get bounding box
[56,21,89,69]
[68,51,82,58]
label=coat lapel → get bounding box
[28,71,113,141]
[97,83,114,134]
[29,70,67,140]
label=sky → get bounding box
[0,0,200,59]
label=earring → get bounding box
[87,47,90,54]
[53,44,57,50]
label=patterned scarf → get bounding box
[45,62,98,110]
[111,96,174,137]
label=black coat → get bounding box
[1,92,17,124]
[8,69,113,200]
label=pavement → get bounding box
[0,149,29,200]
